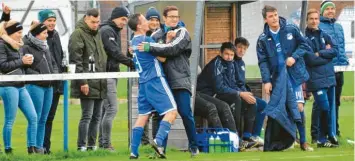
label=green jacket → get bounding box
[69,17,107,99]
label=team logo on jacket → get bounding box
[241,66,245,71]
[287,33,293,40]
[109,37,115,41]
[321,38,325,44]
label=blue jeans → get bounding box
[26,84,53,149]
[0,86,37,149]
[173,89,198,149]
[312,86,336,143]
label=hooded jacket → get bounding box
[99,20,133,72]
[257,17,311,86]
[68,17,107,99]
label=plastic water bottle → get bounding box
[215,136,222,152]
[89,55,95,72]
[209,136,215,153]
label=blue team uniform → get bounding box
[131,35,177,116]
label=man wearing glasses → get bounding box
[137,5,199,157]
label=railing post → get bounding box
[63,80,69,151]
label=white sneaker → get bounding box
[87,146,97,151]
[77,146,87,152]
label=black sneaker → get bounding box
[190,147,199,157]
[151,140,166,159]
[44,149,51,155]
[129,153,139,159]
[240,140,259,151]
[317,141,338,148]
[329,136,339,146]
[5,148,12,154]
[27,146,36,154]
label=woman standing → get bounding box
[0,20,38,154]
[23,21,58,153]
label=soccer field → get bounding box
[0,100,353,161]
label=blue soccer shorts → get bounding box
[137,77,177,116]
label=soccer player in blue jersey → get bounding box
[127,13,178,159]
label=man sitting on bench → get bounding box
[233,37,267,146]
[195,66,237,133]
[197,42,259,150]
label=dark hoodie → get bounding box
[99,20,133,72]
[68,17,107,99]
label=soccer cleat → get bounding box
[151,139,166,159]
[250,136,264,146]
[328,136,339,146]
[129,153,139,159]
[300,143,314,152]
[239,140,259,151]
[317,141,338,148]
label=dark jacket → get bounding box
[304,28,337,92]
[69,17,107,99]
[257,17,311,86]
[150,26,192,92]
[0,39,25,87]
[47,30,64,94]
[22,35,58,87]
[319,16,348,66]
[233,57,248,92]
[99,20,133,72]
[197,56,240,96]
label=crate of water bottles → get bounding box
[196,128,239,153]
